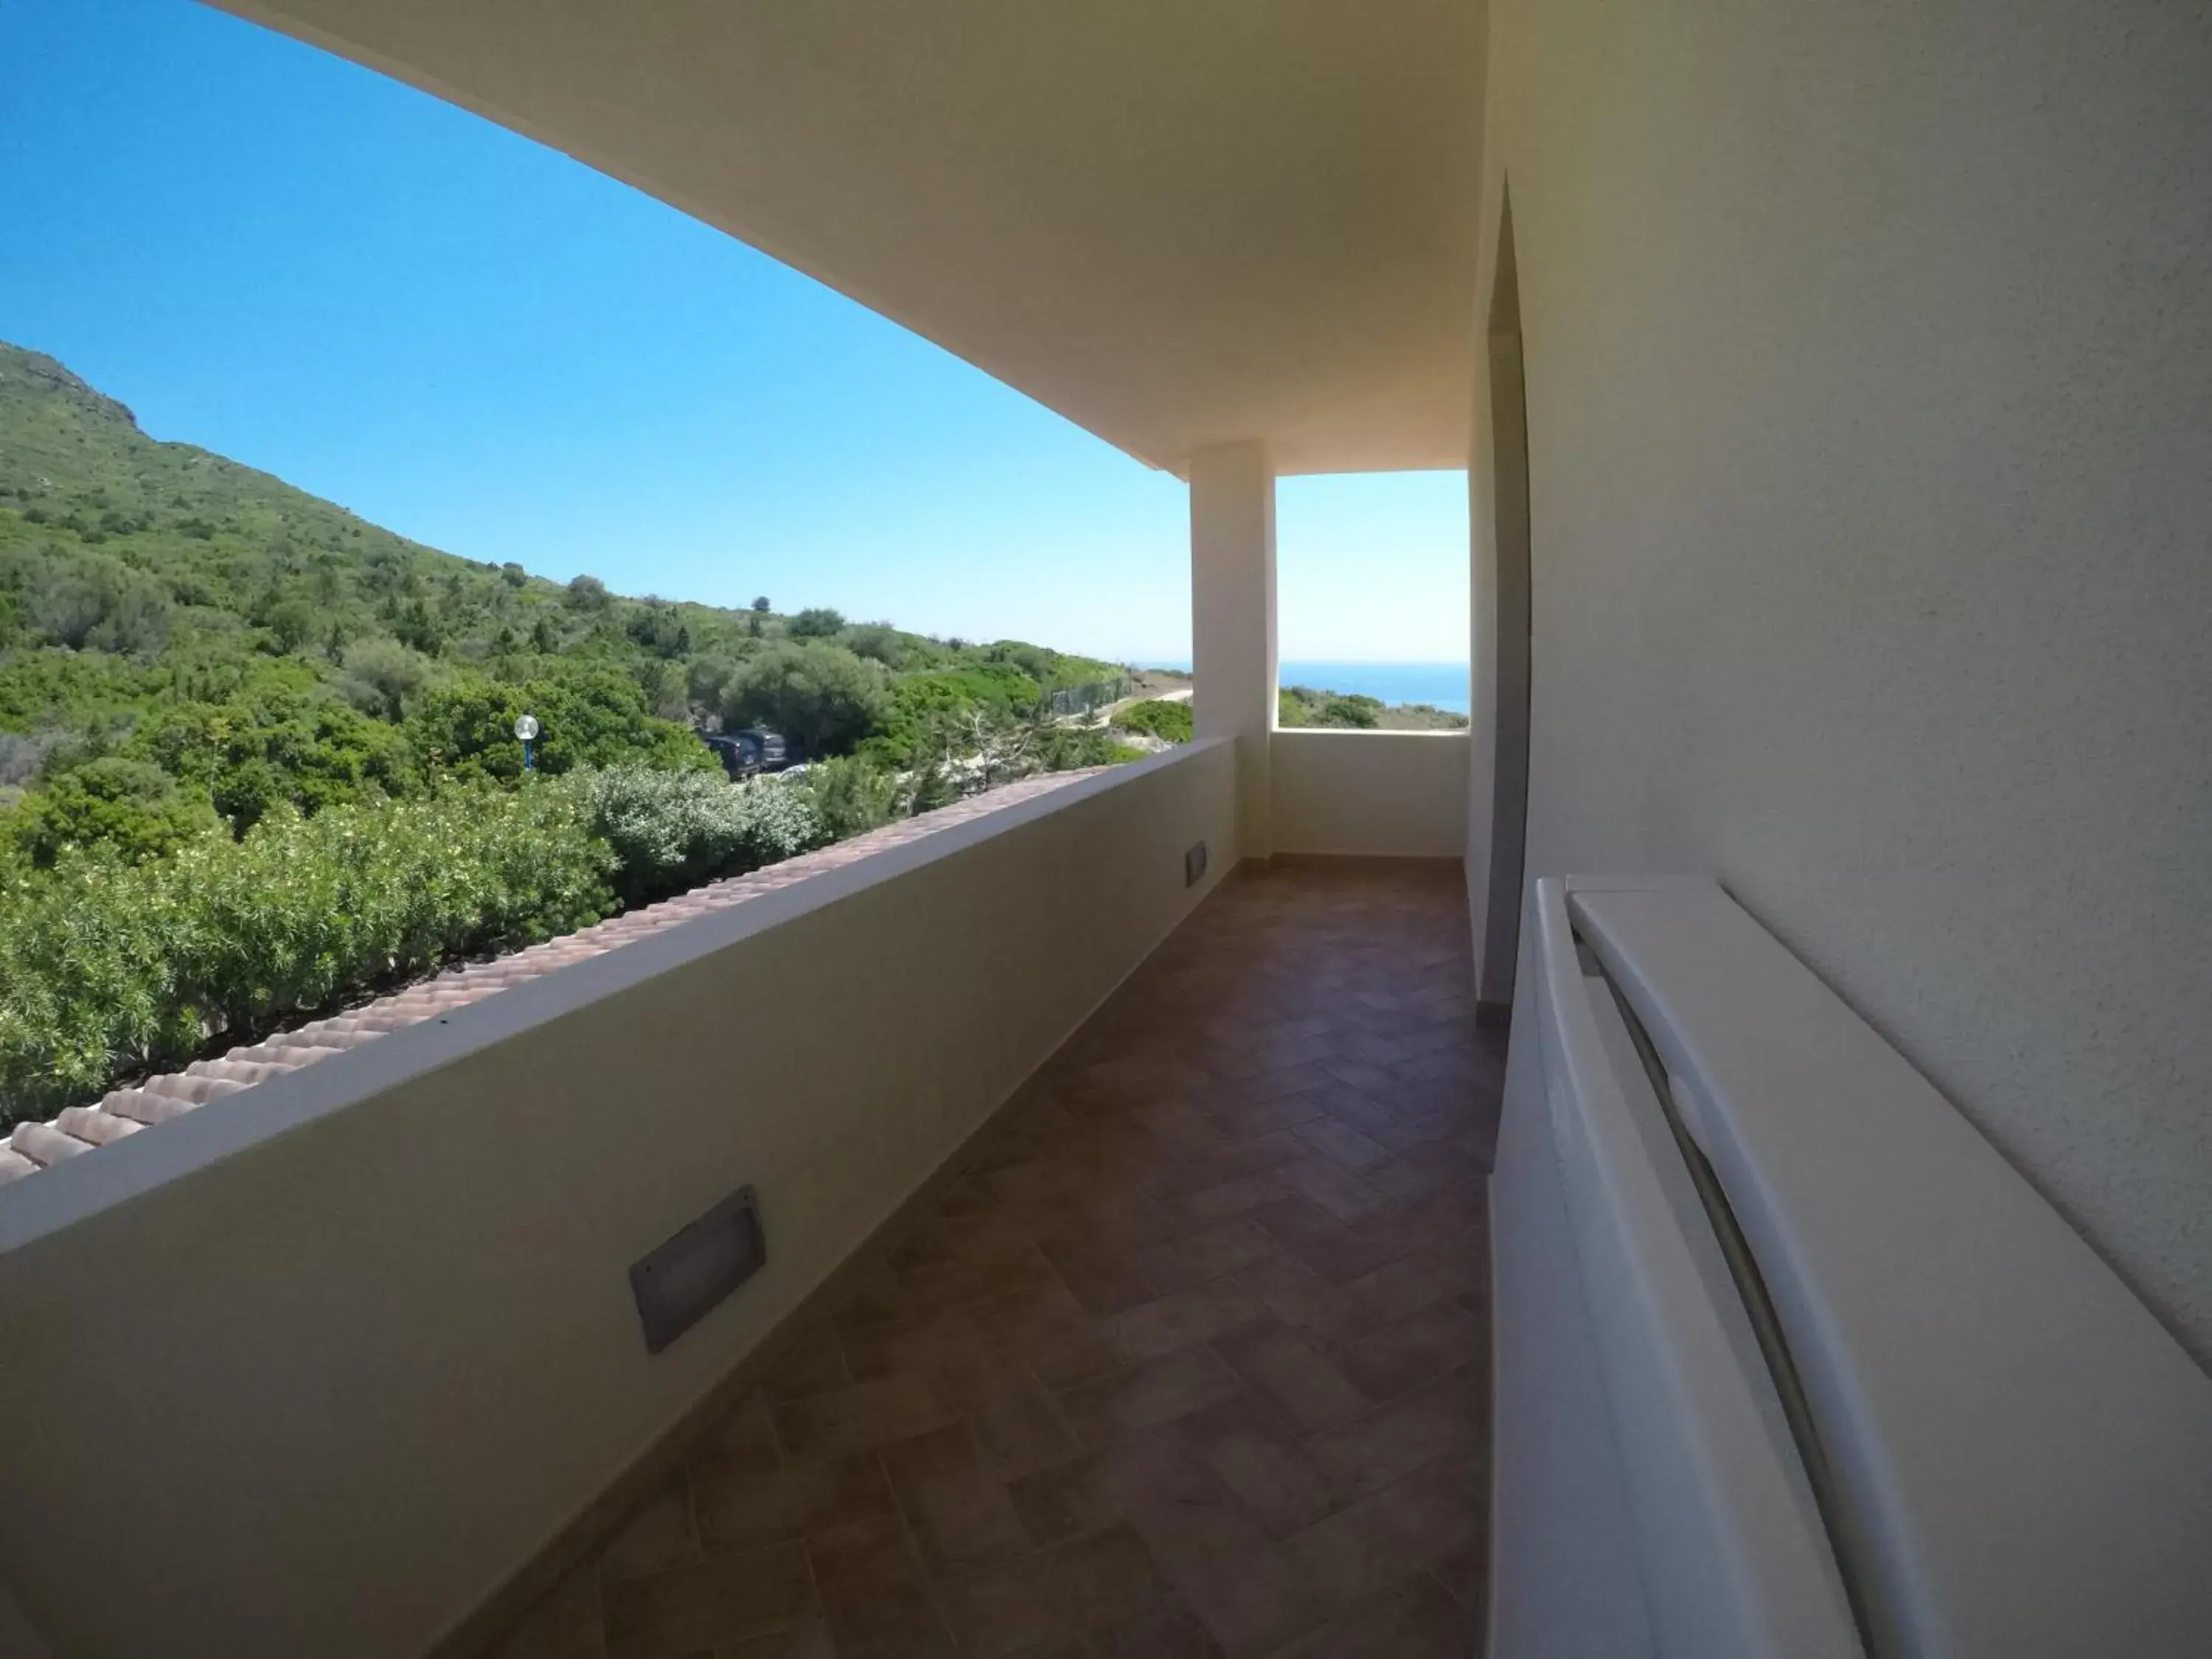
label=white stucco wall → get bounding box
[1273,729,1469,859]
[1470,1,2212,1360]
[0,742,1237,1659]
[1190,442,1279,857]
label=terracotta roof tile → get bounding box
[223,1043,347,1066]
[10,1122,91,1164]
[100,1088,202,1127]
[53,1107,140,1146]
[143,1074,247,1105]
[0,768,1102,1185]
[184,1060,297,1087]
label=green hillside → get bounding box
[0,339,1130,841]
[0,340,1152,1128]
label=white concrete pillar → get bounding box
[1189,440,1276,861]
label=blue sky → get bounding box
[0,0,1469,665]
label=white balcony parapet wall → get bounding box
[0,740,1237,1659]
[1189,439,1276,860]
[1271,729,1470,860]
[0,773,1130,1191]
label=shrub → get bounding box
[1036,725,1144,770]
[339,636,434,720]
[1279,685,1382,729]
[0,779,617,1123]
[787,606,846,639]
[263,597,319,654]
[888,708,1141,813]
[589,766,825,905]
[406,668,714,782]
[799,756,901,840]
[625,601,690,659]
[0,731,58,788]
[687,655,740,713]
[845,622,905,668]
[5,757,221,866]
[870,666,1040,762]
[21,549,173,655]
[131,684,418,830]
[1115,698,1193,743]
[721,643,890,757]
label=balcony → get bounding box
[496,850,1497,1659]
[0,731,1487,1658]
[10,2,2211,1654]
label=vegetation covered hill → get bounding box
[0,340,1453,1133]
[0,339,1147,1128]
[0,340,1132,841]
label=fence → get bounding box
[1045,675,1132,719]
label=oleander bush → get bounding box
[0,777,617,1123]
[588,765,827,906]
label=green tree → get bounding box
[393,596,442,655]
[131,684,417,831]
[721,642,890,756]
[339,637,434,721]
[626,601,690,658]
[5,757,220,866]
[846,622,905,667]
[787,606,846,639]
[687,655,741,712]
[22,549,172,655]
[265,597,319,655]
[406,669,712,782]
[987,641,1054,684]
[869,666,1040,762]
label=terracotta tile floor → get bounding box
[495,860,1501,1659]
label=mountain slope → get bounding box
[0,339,1127,815]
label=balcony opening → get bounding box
[1273,471,1470,731]
[1479,187,1532,1022]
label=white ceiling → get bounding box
[213,0,1487,476]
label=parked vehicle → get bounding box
[697,728,790,779]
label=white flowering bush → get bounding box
[588,765,827,905]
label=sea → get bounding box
[1144,661,1471,716]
